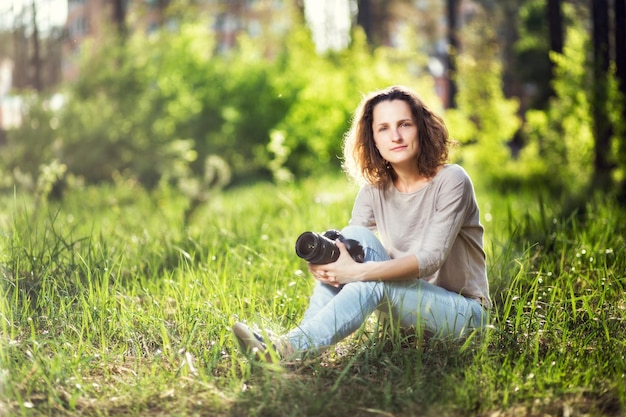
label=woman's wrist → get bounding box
[355,261,376,282]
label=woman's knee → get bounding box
[340,226,390,262]
[340,225,374,241]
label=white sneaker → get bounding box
[232,322,294,362]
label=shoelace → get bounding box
[253,330,282,357]
[252,330,268,349]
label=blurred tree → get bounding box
[113,0,128,37]
[11,8,30,89]
[591,0,612,190]
[443,6,521,182]
[513,0,554,111]
[446,0,458,108]
[5,0,625,199]
[0,1,63,92]
[356,0,386,47]
[30,1,42,92]
[615,0,626,200]
[269,24,431,180]
[547,0,563,98]
[0,8,431,191]
[617,1,626,102]
[521,24,594,194]
[355,0,422,48]
[473,0,566,113]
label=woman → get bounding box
[233,85,491,360]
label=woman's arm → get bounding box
[309,241,420,285]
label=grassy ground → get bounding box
[0,172,624,417]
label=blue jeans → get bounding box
[285,225,489,352]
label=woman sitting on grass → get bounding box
[233,85,492,361]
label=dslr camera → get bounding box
[295,229,365,265]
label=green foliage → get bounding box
[0,94,59,190]
[446,4,622,196]
[3,0,623,200]
[66,23,219,186]
[275,27,437,178]
[514,0,554,110]
[606,66,626,188]
[520,25,594,194]
[443,13,522,181]
[209,33,301,181]
[0,20,431,193]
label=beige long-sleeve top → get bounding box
[349,164,492,309]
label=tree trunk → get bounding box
[591,0,612,190]
[446,0,458,109]
[356,0,373,44]
[615,0,626,201]
[547,0,563,53]
[614,0,626,123]
[31,1,42,92]
[112,0,127,38]
[547,0,563,98]
[356,0,393,47]
[12,12,28,89]
[617,1,626,97]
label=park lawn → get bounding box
[0,172,624,417]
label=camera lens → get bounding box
[295,231,340,264]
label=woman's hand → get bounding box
[308,240,364,286]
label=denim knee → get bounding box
[340,225,373,240]
[340,226,390,262]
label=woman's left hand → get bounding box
[308,240,363,286]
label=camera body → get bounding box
[295,229,365,265]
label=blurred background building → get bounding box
[0,0,464,130]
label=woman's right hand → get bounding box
[308,241,365,286]
[308,262,341,287]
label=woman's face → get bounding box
[372,99,419,168]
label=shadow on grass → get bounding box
[228,327,486,417]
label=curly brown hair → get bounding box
[342,85,452,187]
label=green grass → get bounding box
[0,173,625,416]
